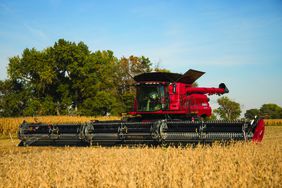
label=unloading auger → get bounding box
[18,69,265,146]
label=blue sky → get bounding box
[0,0,281,112]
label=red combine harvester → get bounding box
[129,69,228,119]
[18,69,265,146]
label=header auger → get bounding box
[18,69,265,146]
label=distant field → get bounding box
[0,116,120,136]
[264,119,282,126]
[0,126,281,187]
[0,116,281,136]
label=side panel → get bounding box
[187,94,212,117]
[168,83,180,110]
[168,83,190,111]
[168,83,212,117]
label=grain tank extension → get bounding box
[18,69,265,146]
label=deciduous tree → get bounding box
[259,104,282,119]
[0,39,156,117]
[244,108,260,119]
[214,96,241,120]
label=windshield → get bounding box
[137,85,165,112]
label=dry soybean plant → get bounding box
[0,126,281,188]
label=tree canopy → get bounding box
[213,96,241,120]
[245,108,260,120]
[0,39,156,117]
[245,104,282,119]
[1,39,280,118]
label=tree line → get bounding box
[0,39,161,117]
[245,104,282,119]
[213,97,282,120]
[0,39,281,119]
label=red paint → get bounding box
[252,119,265,142]
[129,81,228,118]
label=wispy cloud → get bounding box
[23,23,49,41]
[130,1,169,18]
[0,3,13,14]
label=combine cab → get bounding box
[18,69,265,146]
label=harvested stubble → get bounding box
[0,126,281,188]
